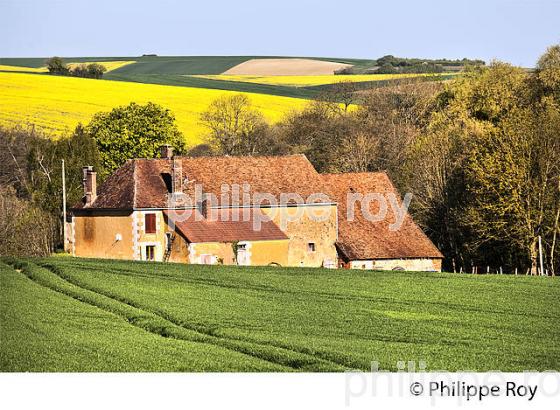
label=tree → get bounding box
[188,143,215,157]
[0,125,103,253]
[45,56,68,75]
[200,94,268,156]
[462,101,560,274]
[87,63,107,79]
[536,44,560,101]
[71,63,107,79]
[405,61,560,274]
[321,81,359,112]
[86,102,186,175]
[71,64,89,78]
[0,186,56,257]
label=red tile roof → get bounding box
[73,155,332,210]
[321,172,443,260]
[72,155,442,259]
[163,209,288,243]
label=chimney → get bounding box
[82,166,97,206]
[160,144,173,159]
[172,158,183,194]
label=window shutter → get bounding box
[145,214,156,233]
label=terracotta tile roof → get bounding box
[73,155,333,210]
[73,160,135,210]
[163,209,288,243]
[321,172,443,260]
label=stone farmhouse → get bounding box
[70,146,443,271]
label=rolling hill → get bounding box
[0,72,308,142]
[0,55,442,99]
[0,55,459,141]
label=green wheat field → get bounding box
[1,257,558,372]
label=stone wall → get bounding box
[262,205,338,268]
[349,258,442,272]
[72,212,134,260]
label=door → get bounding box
[236,243,249,266]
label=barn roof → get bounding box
[163,209,288,243]
[321,172,443,260]
[73,155,332,210]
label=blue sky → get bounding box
[1,0,559,66]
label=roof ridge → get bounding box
[322,171,389,177]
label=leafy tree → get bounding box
[405,61,560,274]
[0,125,103,252]
[87,63,107,79]
[45,56,69,75]
[0,185,56,257]
[200,94,268,156]
[71,63,107,79]
[86,102,186,175]
[536,44,560,100]
[70,64,89,78]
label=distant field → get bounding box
[0,56,456,99]
[0,61,135,74]
[0,65,47,73]
[66,60,136,72]
[1,257,559,372]
[0,55,374,75]
[0,56,389,98]
[0,72,308,141]
[194,73,435,87]
[222,58,353,76]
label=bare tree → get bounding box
[200,94,268,156]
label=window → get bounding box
[145,245,155,261]
[161,173,173,193]
[307,242,316,252]
[165,232,173,252]
[145,213,156,234]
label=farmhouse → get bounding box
[70,147,442,271]
[322,173,443,271]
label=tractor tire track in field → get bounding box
[23,260,347,371]
[46,261,366,369]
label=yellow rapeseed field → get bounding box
[192,73,438,87]
[0,72,308,143]
[0,61,135,74]
[66,61,136,72]
[0,65,48,73]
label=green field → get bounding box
[1,257,558,372]
[0,56,436,99]
[0,55,374,74]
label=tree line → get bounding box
[46,56,107,79]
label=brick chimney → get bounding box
[160,144,173,159]
[82,166,97,206]
[172,158,183,194]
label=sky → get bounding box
[1,0,559,66]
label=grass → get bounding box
[0,260,283,371]
[0,72,308,142]
[1,257,559,372]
